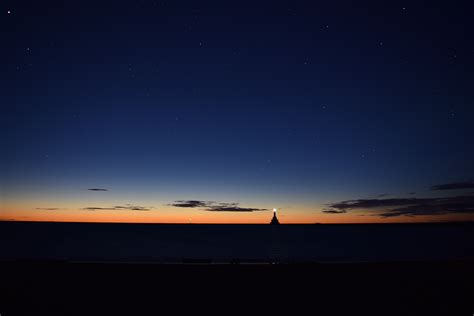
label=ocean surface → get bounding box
[1,222,473,263]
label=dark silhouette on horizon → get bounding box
[270,208,280,225]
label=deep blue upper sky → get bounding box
[2,0,474,222]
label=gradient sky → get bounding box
[2,0,474,223]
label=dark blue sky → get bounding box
[2,0,474,223]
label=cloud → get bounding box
[430,182,474,191]
[83,204,152,211]
[83,207,114,211]
[377,194,389,198]
[113,205,152,211]
[206,203,268,212]
[170,200,211,208]
[325,195,474,218]
[88,188,108,192]
[379,196,474,218]
[170,200,268,212]
[36,208,60,211]
[328,198,424,211]
[321,209,347,214]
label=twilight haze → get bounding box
[2,0,474,223]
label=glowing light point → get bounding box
[270,208,280,225]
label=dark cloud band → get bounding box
[170,200,210,208]
[325,195,474,218]
[430,182,474,191]
[83,204,152,211]
[321,209,347,214]
[170,200,268,212]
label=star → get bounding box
[7,10,11,14]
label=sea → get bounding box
[1,221,473,263]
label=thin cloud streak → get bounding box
[325,195,474,218]
[170,200,268,212]
[83,204,153,211]
[431,182,474,191]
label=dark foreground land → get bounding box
[0,261,473,315]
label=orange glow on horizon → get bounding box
[2,208,473,224]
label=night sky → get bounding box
[2,0,474,223]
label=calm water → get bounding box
[1,222,473,263]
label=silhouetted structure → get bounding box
[270,208,280,225]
